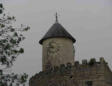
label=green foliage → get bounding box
[0,72,28,86]
[0,3,3,14]
[19,48,24,53]
[0,3,30,67]
[0,3,30,86]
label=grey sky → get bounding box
[1,0,112,77]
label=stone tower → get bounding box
[29,15,112,86]
[39,14,76,71]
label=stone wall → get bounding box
[29,58,112,86]
[42,38,75,71]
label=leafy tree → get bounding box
[0,3,29,86]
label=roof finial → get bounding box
[55,12,58,23]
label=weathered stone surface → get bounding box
[42,38,75,71]
[29,59,112,86]
[32,20,112,86]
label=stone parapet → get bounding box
[29,57,112,86]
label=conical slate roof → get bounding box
[39,22,76,44]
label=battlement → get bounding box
[75,57,107,66]
[29,57,112,86]
[30,57,109,82]
[45,57,107,72]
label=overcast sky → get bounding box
[1,0,112,77]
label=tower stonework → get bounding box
[39,22,76,71]
[42,38,75,71]
[29,16,112,86]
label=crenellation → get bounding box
[82,59,88,65]
[30,56,112,86]
[30,58,109,78]
[29,19,112,86]
[100,57,106,64]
